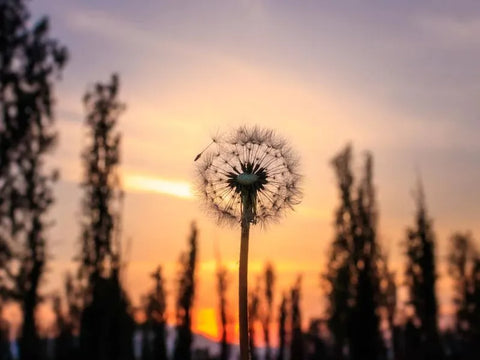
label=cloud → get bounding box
[124,173,193,199]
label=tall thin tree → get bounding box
[448,232,480,360]
[404,181,443,359]
[290,276,304,360]
[323,146,354,360]
[173,223,198,360]
[349,154,384,360]
[144,266,168,360]
[216,262,230,360]
[324,145,385,360]
[277,293,288,360]
[78,74,133,360]
[248,280,261,360]
[262,263,275,360]
[0,1,67,359]
[379,253,398,359]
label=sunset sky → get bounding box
[15,0,480,342]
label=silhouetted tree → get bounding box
[52,293,77,360]
[404,181,443,359]
[216,263,230,360]
[0,315,10,360]
[144,266,168,360]
[49,271,83,360]
[262,263,275,360]
[78,74,134,360]
[0,1,67,359]
[348,154,384,360]
[248,280,260,360]
[378,253,398,359]
[174,223,198,360]
[290,276,304,360]
[403,318,422,360]
[305,319,327,360]
[324,145,385,360]
[141,320,153,360]
[79,73,124,286]
[448,232,480,360]
[63,272,83,339]
[277,293,288,360]
[323,146,354,360]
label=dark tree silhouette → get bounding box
[305,319,327,360]
[378,254,398,360]
[262,263,275,360]
[0,1,67,359]
[348,153,384,360]
[323,146,354,360]
[290,276,304,360]
[145,266,168,360]
[404,181,443,360]
[277,293,288,360]
[50,272,83,360]
[248,280,260,360]
[78,74,134,360]
[0,316,10,360]
[79,73,124,284]
[216,262,230,360]
[52,293,77,360]
[403,318,422,360]
[448,232,480,360]
[63,272,83,340]
[174,223,198,360]
[324,145,385,360]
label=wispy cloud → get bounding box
[124,173,193,199]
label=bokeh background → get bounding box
[2,1,480,358]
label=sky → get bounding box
[9,0,480,342]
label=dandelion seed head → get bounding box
[195,125,302,226]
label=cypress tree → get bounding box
[78,74,134,360]
[248,280,260,360]
[290,276,304,360]
[404,182,443,360]
[277,293,288,360]
[448,232,480,360]
[262,263,275,360]
[0,1,67,359]
[173,223,198,360]
[144,266,168,360]
[216,263,230,360]
[324,145,385,360]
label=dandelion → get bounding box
[194,126,302,360]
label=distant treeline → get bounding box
[1,1,479,360]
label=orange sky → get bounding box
[11,0,480,342]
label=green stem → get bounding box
[239,197,252,360]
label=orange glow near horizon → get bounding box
[193,307,220,341]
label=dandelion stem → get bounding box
[239,197,252,360]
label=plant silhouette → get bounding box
[78,74,134,360]
[195,126,302,360]
[174,223,198,360]
[0,1,67,359]
[404,181,443,360]
[323,145,386,360]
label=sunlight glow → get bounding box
[194,307,219,341]
[124,174,193,199]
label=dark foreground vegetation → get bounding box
[1,1,479,359]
